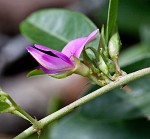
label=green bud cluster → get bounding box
[82,25,123,86]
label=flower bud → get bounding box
[108,32,121,59]
[98,55,109,76]
[99,25,109,58]
[99,50,116,74]
[82,49,99,74]
[106,58,116,73]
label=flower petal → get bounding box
[61,29,99,58]
[26,46,74,74]
[39,64,62,74]
[34,44,51,51]
[34,44,73,65]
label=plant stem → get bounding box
[89,74,104,86]
[113,58,121,74]
[12,110,29,121]
[7,95,42,130]
[14,67,150,139]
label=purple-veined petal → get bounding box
[26,46,74,74]
[61,29,99,58]
[34,44,73,65]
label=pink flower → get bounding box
[26,29,98,75]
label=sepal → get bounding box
[108,32,121,59]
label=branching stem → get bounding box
[14,67,150,139]
[7,95,42,130]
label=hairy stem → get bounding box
[14,67,150,139]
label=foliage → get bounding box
[0,0,150,138]
[21,9,100,51]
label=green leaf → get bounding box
[0,96,10,113]
[21,9,100,51]
[50,114,150,139]
[27,69,45,77]
[119,43,150,73]
[0,102,10,113]
[106,0,118,43]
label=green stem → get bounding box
[14,67,150,139]
[13,110,29,121]
[113,58,121,74]
[89,74,105,86]
[7,95,42,130]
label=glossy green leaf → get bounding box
[119,43,150,73]
[50,113,150,139]
[21,9,100,51]
[106,0,118,43]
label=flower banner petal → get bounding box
[61,29,99,58]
